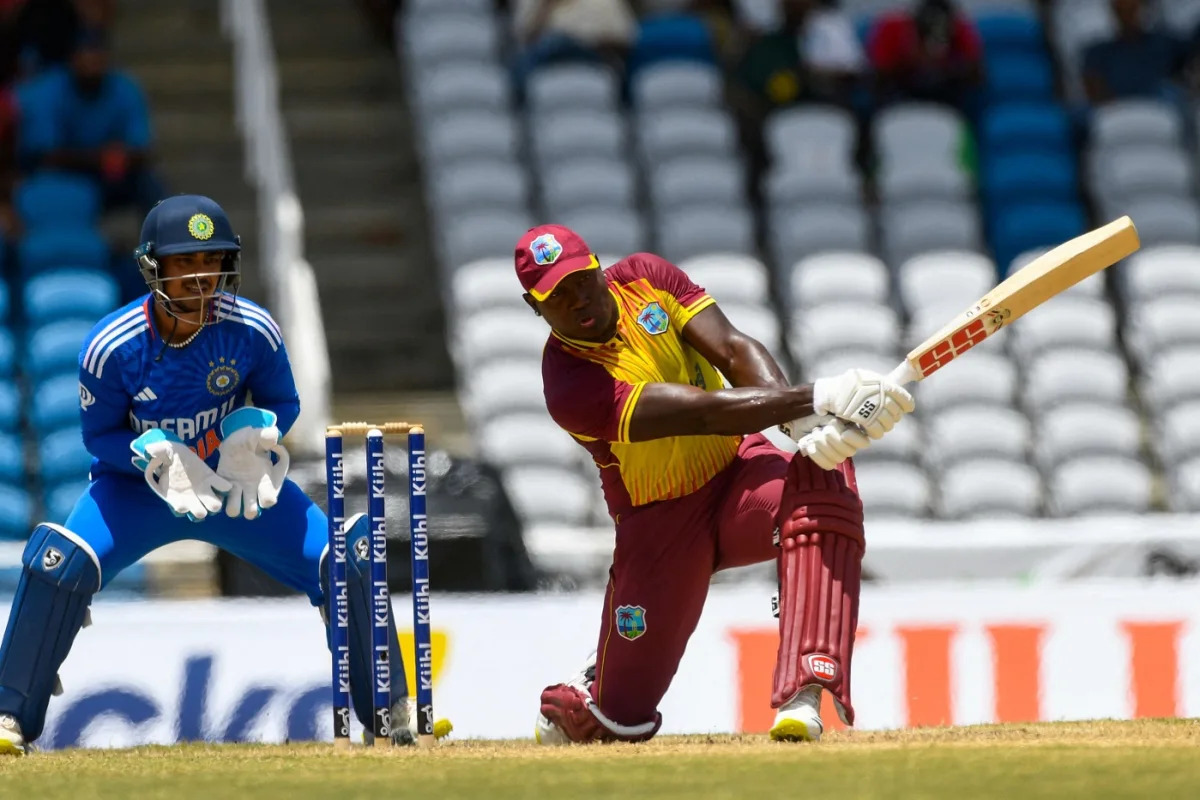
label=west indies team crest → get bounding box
[615,604,647,641]
[530,233,563,266]
[637,302,669,335]
[206,357,240,396]
[188,213,215,241]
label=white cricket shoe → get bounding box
[769,686,824,743]
[534,650,596,746]
[0,714,25,756]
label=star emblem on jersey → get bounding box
[530,233,563,266]
[206,357,240,397]
[615,604,647,641]
[188,213,215,241]
[636,302,669,335]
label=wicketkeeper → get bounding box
[0,195,449,754]
[517,224,914,743]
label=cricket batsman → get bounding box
[0,195,449,754]
[517,224,914,744]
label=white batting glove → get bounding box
[796,419,871,470]
[812,368,916,440]
[131,430,231,522]
[216,407,290,520]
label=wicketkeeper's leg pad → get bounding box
[319,513,407,731]
[0,524,101,742]
[772,456,864,725]
[539,683,662,744]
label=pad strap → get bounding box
[772,456,864,725]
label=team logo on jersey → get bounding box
[615,604,647,641]
[79,383,96,411]
[636,302,669,335]
[42,547,64,571]
[530,233,563,266]
[188,213,215,241]
[206,357,240,396]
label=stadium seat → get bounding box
[766,162,861,206]
[1023,349,1129,412]
[976,10,1044,53]
[874,104,967,166]
[629,13,716,72]
[31,374,85,434]
[527,63,620,112]
[883,202,983,267]
[679,254,770,305]
[24,269,118,323]
[632,62,722,110]
[429,160,530,218]
[530,110,625,165]
[440,209,534,269]
[1036,403,1142,468]
[764,105,857,169]
[1127,298,1200,361]
[27,320,94,380]
[17,227,110,275]
[503,467,594,525]
[789,303,899,364]
[770,205,870,267]
[926,405,1032,467]
[413,63,512,117]
[1170,456,1200,512]
[718,303,783,358]
[561,206,648,256]
[15,173,101,230]
[0,483,32,540]
[38,428,92,486]
[0,383,19,432]
[985,53,1054,101]
[403,0,492,15]
[1157,401,1200,467]
[451,259,528,316]
[801,349,894,382]
[852,461,931,517]
[0,329,15,378]
[423,110,520,165]
[454,310,547,368]
[1122,246,1200,302]
[990,202,1086,271]
[478,414,582,470]
[788,252,890,308]
[637,108,738,164]
[851,414,921,463]
[1141,348,1200,413]
[1049,456,1153,516]
[46,479,89,525]
[463,362,548,423]
[657,206,755,262]
[1090,99,1184,149]
[980,103,1071,157]
[984,152,1077,206]
[1091,146,1195,211]
[877,158,971,205]
[650,157,746,210]
[1007,296,1117,361]
[1124,197,1200,247]
[402,13,499,67]
[0,432,23,484]
[542,159,637,217]
[897,251,996,313]
[937,459,1042,519]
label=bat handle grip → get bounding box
[887,361,921,386]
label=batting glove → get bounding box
[812,368,916,440]
[796,419,871,470]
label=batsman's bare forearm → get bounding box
[628,382,815,441]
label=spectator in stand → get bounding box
[512,0,638,85]
[1083,0,1184,105]
[866,0,983,112]
[16,26,163,215]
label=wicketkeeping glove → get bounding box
[812,368,916,440]
[131,429,231,522]
[216,407,290,520]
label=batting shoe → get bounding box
[364,698,453,746]
[769,686,824,743]
[534,650,597,745]
[0,714,25,756]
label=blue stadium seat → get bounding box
[45,479,89,525]
[15,173,102,230]
[24,269,119,323]
[0,280,12,323]
[31,374,82,433]
[38,428,92,485]
[0,483,32,540]
[0,382,20,432]
[984,152,1078,206]
[17,227,109,275]
[992,202,1087,275]
[27,319,94,380]
[0,329,17,378]
[629,14,715,73]
[0,433,24,484]
[986,53,1054,102]
[980,103,1072,157]
[976,12,1043,55]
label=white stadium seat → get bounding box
[1049,456,1153,516]
[897,250,996,313]
[1035,403,1142,468]
[455,309,547,367]
[451,259,526,316]
[1127,297,1200,362]
[503,467,595,525]
[788,252,890,308]
[462,361,547,424]
[852,461,931,518]
[679,254,771,305]
[915,351,1017,413]
[1007,296,1117,361]
[1123,245,1200,302]
[478,414,583,470]
[789,303,899,364]
[1141,348,1200,413]
[937,459,1042,519]
[1023,349,1128,412]
[926,405,1031,468]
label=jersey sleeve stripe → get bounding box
[224,312,281,350]
[84,315,145,374]
[216,297,283,340]
[82,308,142,371]
[217,299,283,347]
[679,295,716,323]
[94,323,148,378]
[616,382,645,444]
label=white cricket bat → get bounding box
[889,215,1141,385]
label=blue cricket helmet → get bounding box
[135,194,242,293]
